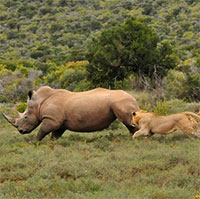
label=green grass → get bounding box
[0,124,200,199]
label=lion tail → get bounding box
[184,112,200,122]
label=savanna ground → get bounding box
[0,97,200,199]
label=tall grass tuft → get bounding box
[153,100,169,115]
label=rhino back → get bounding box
[38,88,138,132]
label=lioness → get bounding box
[131,110,200,138]
[198,108,200,116]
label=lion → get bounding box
[131,110,200,138]
[198,108,200,116]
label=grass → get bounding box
[0,124,200,199]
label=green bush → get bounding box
[45,61,89,91]
[132,91,153,111]
[183,74,200,101]
[0,95,8,103]
[16,102,27,113]
[153,100,168,115]
[166,99,187,114]
[164,70,186,99]
[164,68,200,102]
[60,67,86,90]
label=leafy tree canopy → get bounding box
[86,18,177,88]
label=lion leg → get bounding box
[193,131,200,137]
[132,129,150,139]
[148,131,155,137]
[179,124,200,137]
[176,115,200,138]
[187,130,200,138]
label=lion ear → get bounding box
[132,112,136,116]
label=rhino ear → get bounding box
[28,90,34,100]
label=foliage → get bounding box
[0,0,199,65]
[164,68,200,101]
[0,95,8,103]
[1,89,200,198]
[0,64,42,102]
[16,102,27,113]
[153,100,169,115]
[164,70,186,99]
[0,125,200,199]
[45,61,89,91]
[86,18,177,88]
[128,91,200,114]
[183,74,200,101]
[0,0,199,101]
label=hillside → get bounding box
[0,2,200,197]
[0,0,199,65]
[0,0,199,103]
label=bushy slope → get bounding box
[0,0,199,102]
[0,0,199,64]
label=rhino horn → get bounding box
[17,111,23,118]
[1,112,18,128]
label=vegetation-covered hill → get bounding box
[0,0,199,64]
[0,2,200,197]
[0,0,199,103]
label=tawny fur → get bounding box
[131,110,200,138]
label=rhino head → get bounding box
[2,90,40,134]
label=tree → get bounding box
[86,18,177,88]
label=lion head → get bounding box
[131,110,147,127]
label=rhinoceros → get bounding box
[2,86,139,141]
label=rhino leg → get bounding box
[50,130,65,140]
[37,129,49,141]
[36,119,62,141]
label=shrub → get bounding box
[45,61,89,91]
[164,67,200,102]
[86,18,176,88]
[153,100,168,115]
[166,99,187,114]
[0,95,8,103]
[134,92,153,111]
[164,69,186,99]
[183,74,200,101]
[16,102,27,113]
[0,69,35,102]
[59,67,86,90]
